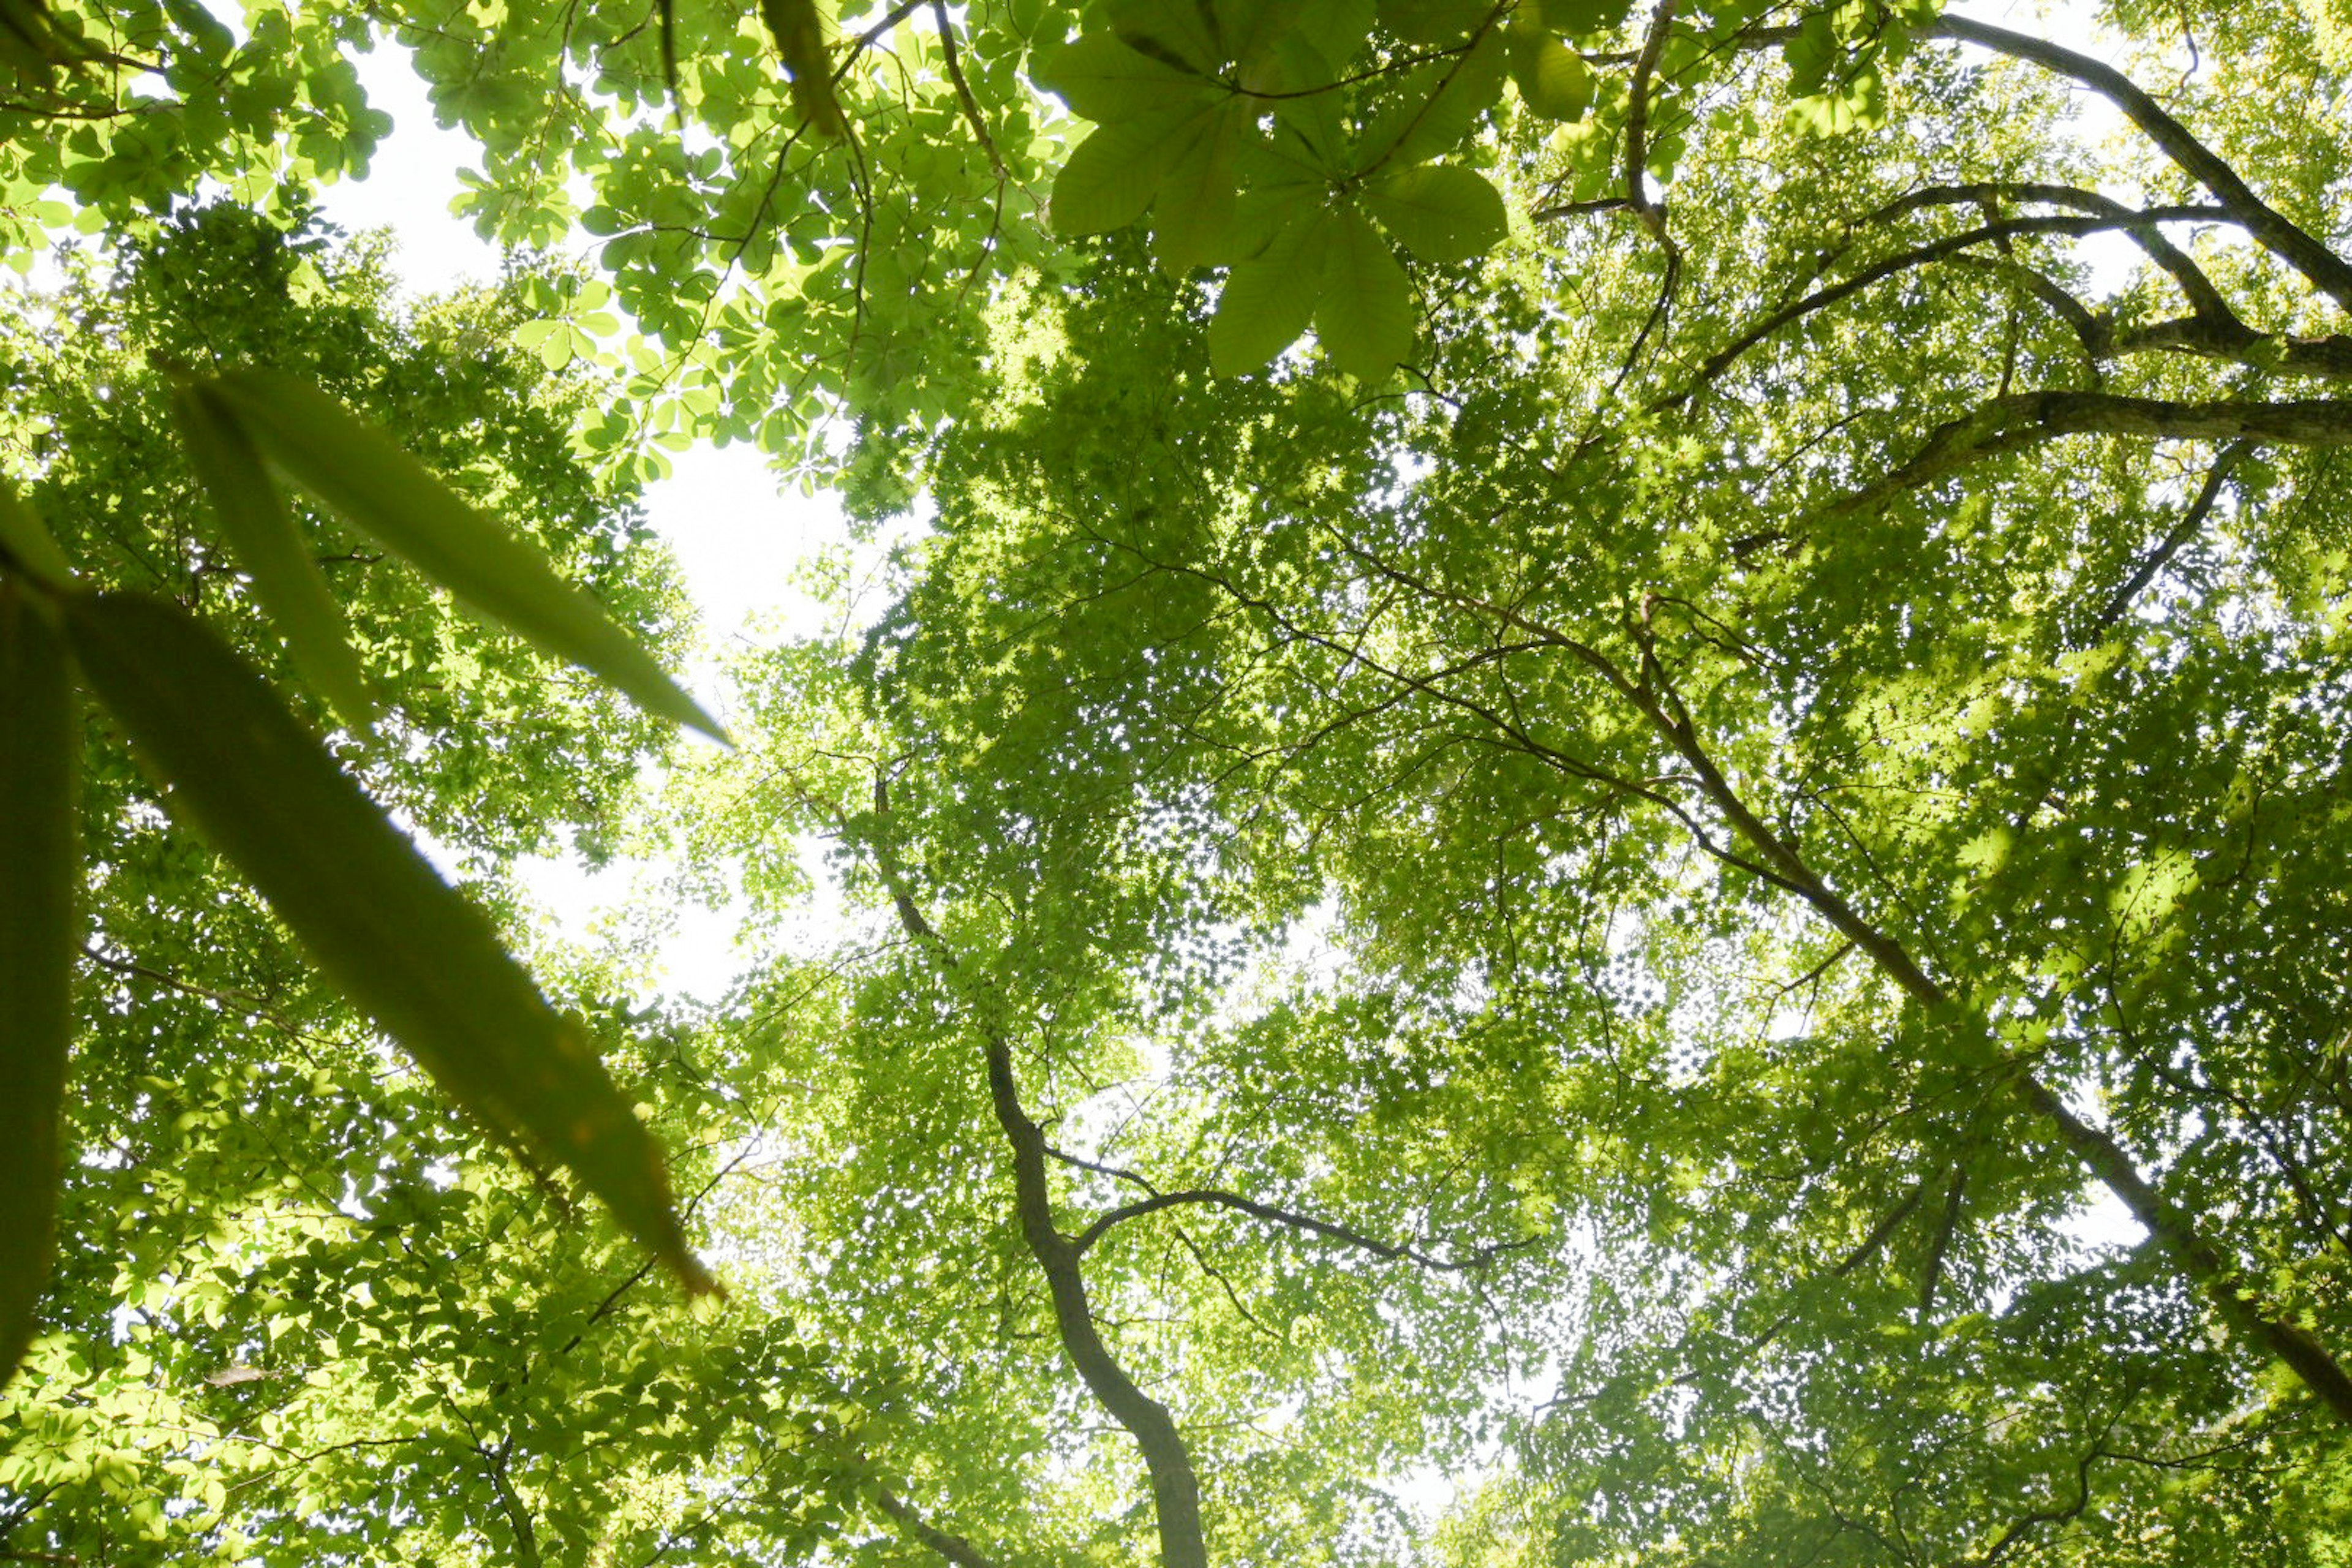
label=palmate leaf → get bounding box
[0,581,75,1390]
[757,0,844,136]
[1316,208,1416,377]
[1052,110,1199,236]
[170,383,376,736]
[1363,162,1508,262]
[1208,209,1332,375]
[206,368,726,744]
[61,590,715,1292]
[1153,98,1254,271]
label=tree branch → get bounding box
[870,1484,1009,1568]
[1069,1186,1527,1272]
[1836,393,2352,515]
[1931,13,2352,311]
[2090,438,2251,636]
[867,783,1208,1568]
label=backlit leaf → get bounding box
[207,369,725,743]
[1316,207,1415,377]
[1032,31,1214,121]
[170,383,375,736]
[1208,208,1331,375]
[1153,99,1253,272]
[757,0,843,136]
[1051,111,1193,235]
[0,478,72,587]
[62,590,715,1292]
[1363,162,1507,262]
[1510,32,1594,119]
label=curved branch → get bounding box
[871,1485,1009,1568]
[1879,181,2242,323]
[869,787,1208,1568]
[1070,1186,1526,1272]
[1836,393,2352,514]
[1674,208,2230,404]
[2090,438,2251,636]
[1931,13,2352,312]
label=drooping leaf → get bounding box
[1208,209,1333,375]
[1376,0,1496,45]
[1109,0,1222,73]
[1354,26,1508,171]
[1363,162,1508,262]
[1032,31,1215,121]
[0,581,75,1390]
[61,590,715,1292]
[206,369,725,743]
[170,383,375,736]
[1539,0,1635,36]
[1315,207,1415,377]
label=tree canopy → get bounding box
[5,0,2352,1564]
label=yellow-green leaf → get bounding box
[1316,208,1415,377]
[207,369,725,744]
[1033,30,1215,121]
[1052,111,1192,236]
[757,0,844,136]
[1510,33,1593,120]
[1208,209,1332,376]
[170,384,375,736]
[0,581,75,1390]
[62,591,715,1293]
[1363,162,1508,263]
[1153,99,1253,272]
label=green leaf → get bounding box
[1363,162,1507,262]
[206,369,726,744]
[757,0,845,136]
[170,383,375,736]
[1109,0,1222,72]
[1209,208,1332,375]
[1510,33,1594,120]
[1354,26,1507,171]
[1153,99,1253,271]
[0,581,74,1392]
[0,478,73,587]
[1051,111,1193,236]
[61,590,715,1293]
[1376,0,1494,45]
[1539,0,1635,35]
[1316,207,1415,377]
[1032,31,1215,121]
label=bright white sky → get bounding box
[311,50,853,1003]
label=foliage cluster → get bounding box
[4,0,2352,1565]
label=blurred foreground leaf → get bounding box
[0,581,76,1389]
[63,590,715,1292]
[171,383,377,735]
[208,369,726,743]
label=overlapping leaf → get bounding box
[169,383,376,735]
